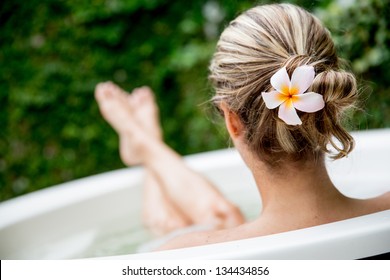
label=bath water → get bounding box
[74,199,260,258]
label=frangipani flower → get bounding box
[261,65,325,125]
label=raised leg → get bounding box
[142,170,190,235]
[95,82,245,234]
[144,141,245,229]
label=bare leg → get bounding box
[95,82,245,232]
[129,87,245,228]
[142,170,190,235]
[125,87,194,234]
[96,82,190,234]
[144,140,245,229]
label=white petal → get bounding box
[293,92,325,113]
[290,65,315,94]
[262,91,287,109]
[270,67,290,93]
[278,99,302,125]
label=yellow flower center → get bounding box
[279,84,300,106]
[281,85,299,96]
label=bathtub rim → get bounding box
[98,209,390,260]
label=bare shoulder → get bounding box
[373,191,390,210]
[359,191,390,214]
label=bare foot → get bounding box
[128,86,162,140]
[95,82,146,165]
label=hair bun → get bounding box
[311,70,357,110]
[309,69,358,159]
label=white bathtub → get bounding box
[0,129,389,259]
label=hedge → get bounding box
[1,0,388,201]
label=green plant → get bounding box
[1,0,387,201]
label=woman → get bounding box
[95,3,390,250]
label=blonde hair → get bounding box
[209,3,358,165]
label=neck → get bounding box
[250,157,348,219]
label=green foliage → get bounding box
[316,0,390,128]
[1,0,389,201]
